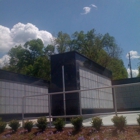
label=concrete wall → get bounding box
[0,80,48,114]
[79,67,113,109]
[114,84,140,110]
[113,77,140,111]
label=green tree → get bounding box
[70,30,127,80]
[44,44,55,56]
[71,29,103,62]
[3,39,51,81]
[70,31,86,52]
[102,33,122,59]
[24,39,44,61]
[3,30,128,80]
[23,56,51,80]
[55,31,71,53]
[6,45,31,73]
[107,58,128,80]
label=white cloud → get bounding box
[81,4,97,15]
[127,68,139,77]
[0,22,54,67]
[0,22,54,54]
[126,50,140,59]
[0,25,13,53]
[82,7,91,14]
[0,54,10,68]
[91,4,97,8]
[11,22,54,46]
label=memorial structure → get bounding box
[112,77,140,111]
[50,51,114,116]
[0,70,49,120]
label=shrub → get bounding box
[137,115,140,126]
[111,115,126,130]
[36,117,47,131]
[53,118,65,131]
[0,118,6,133]
[24,120,33,132]
[9,120,20,132]
[91,117,102,131]
[71,117,83,131]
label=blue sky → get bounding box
[0,0,140,77]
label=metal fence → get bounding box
[22,82,140,128]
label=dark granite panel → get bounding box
[66,98,80,115]
[51,93,80,116]
[112,77,140,85]
[75,52,112,79]
[50,52,80,116]
[51,94,64,116]
[0,69,49,87]
[0,113,49,121]
[50,51,112,116]
[50,52,77,92]
[113,77,140,111]
[50,51,112,92]
[82,108,114,114]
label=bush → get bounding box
[9,120,20,132]
[0,118,6,133]
[24,120,33,132]
[53,118,65,131]
[111,115,126,130]
[71,117,83,131]
[36,117,47,131]
[137,115,140,126]
[91,117,102,131]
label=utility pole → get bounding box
[128,52,133,78]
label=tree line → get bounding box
[3,29,128,81]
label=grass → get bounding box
[0,126,140,140]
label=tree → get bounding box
[55,31,71,53]
[70,31,86,52]
[7,45,31,73]
[3,39,51,81]
[24,39,44,61]
[44,44,55,56]
[71,29,103,62]
[102,33,122,59]
[70,29,127,80]
[3,30,128,80]
[107,58,128,80]
[24,56,51,80]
